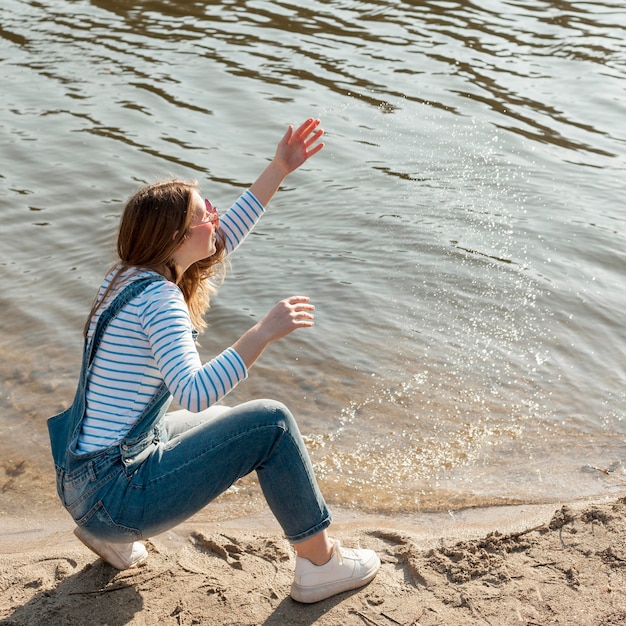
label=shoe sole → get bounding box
[73,527,148,570]
[290,560,380,604]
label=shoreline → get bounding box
[0,496,592,554]
[3,494,626,625]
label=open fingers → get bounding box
[294,118,321,137]
[285,295,314,307]
[295,119,324,146]
[304,130,324,156]
[285,296,315,324]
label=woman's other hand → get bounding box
[258,296,315,341]
[232,296,315,369]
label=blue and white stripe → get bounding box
[77,190,264,453]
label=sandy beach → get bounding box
[2,494,626,625]
[2,2,625,624]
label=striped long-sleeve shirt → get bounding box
[76,189,265,453]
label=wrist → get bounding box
[232,322,272,369]
[267,158,290,180]
[252,318,276,346]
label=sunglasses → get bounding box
[191,199,220,229]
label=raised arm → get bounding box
[249,118,324,207]
[228,120,324,372]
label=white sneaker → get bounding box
[290,540,380,603]
[74,526,148,570]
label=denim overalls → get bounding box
[48,275,332,544]
[48,276,172,541]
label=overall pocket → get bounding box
[63,452,120,518]
[75,500,143,542]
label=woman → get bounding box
[48,118,380,604]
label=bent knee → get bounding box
[248,399,297,429]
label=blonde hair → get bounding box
[84,179,226,337]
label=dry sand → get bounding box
[2,495,626,625]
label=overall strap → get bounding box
[86,274,172,444]
[52,274,170,467]
[87,275,166,368]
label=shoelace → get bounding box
[333,540,362,565]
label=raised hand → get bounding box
[249,118,325,209]
[273,118,325,176]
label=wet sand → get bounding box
[2,495,626,625]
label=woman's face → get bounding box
[173,190,219,270]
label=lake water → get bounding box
[1,0,625,524]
